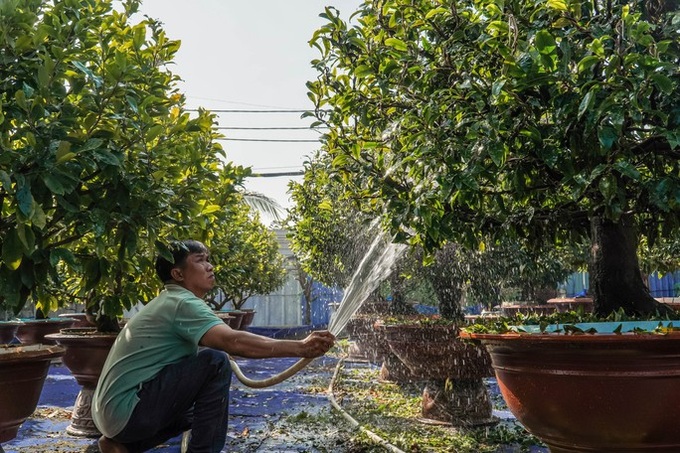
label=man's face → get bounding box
[174,251,215,298]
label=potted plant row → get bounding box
[0,0,276,444]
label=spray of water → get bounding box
[328,221,407,335]
[232,219,407,388]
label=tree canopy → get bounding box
[0,0,274,325]
[308,0,679,315]
[309,0,678,249]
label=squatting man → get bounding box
[93,239,335,453]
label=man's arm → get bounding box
[199,323,335,359]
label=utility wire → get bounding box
[251,171,304,177]
[188,108,327,113]
[217,138,320,143]
[253,166,304,170]
[216,126,327,130]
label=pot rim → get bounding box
[461,331,680,343]
[0,343,65,361]
[16,317,77,324]
[462,320,680,339]
[44,327,119,340]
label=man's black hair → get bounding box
[155,240,209,283]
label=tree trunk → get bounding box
[590,215,672,316]
[430,280,465,322]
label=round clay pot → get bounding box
[500,304,557,317]
[58,313,95,328]
[239,309,256,330]
[545,297,594,313]
[0,344,65,442]
[15,318,77,345]
[0,321,21,344]
[45,328,118,437]
[382,323,493,380]
[463,321,680,452]
[215,311,244,330]
[381,322,495,427]
[345,315,383,363]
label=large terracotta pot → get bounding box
[58,312,95,328]
[0,344,65,443]
[345,315,383,363]
[372,321,418,384]
[545,297,594,313]
[239,309,256,331]
[382,322,495,427]
[0,321,21,344]
[15,317,76,345]
[45,328,118,437]
[462,321,680,452]
[215,311,242,330]
[500,304,557,317]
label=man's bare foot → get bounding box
[98,435,128,453]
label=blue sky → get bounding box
[135,1,362,210]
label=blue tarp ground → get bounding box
[1,356,337,453]
[2,355,546,453]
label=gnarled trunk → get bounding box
[590,215,672,316]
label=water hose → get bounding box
[228,357,313,388]
[327,358,407,453]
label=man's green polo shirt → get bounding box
[92,284,223,438]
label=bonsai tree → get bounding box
[308,0,680,317]
[288,151,574,321]
[0,0,250,331]
[287,151,418,315]
[202,197,288,312]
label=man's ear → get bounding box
[170,267,183,281]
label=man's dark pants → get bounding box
[111,349,232,453]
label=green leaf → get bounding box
[94,149,121,166]
[0,170,11,190]
[22,82,35,98]
[32,204,46,229]
[425,7,449,19]
[16,223,35,251]
[597,126,617,150]
[578,90,595,119]
[78,138,104,153]
[491,80,506,97]
[42,173,66,195]
[588,38,605,57]
[146,124,164,141]
[354,65,373,79]
[385,38,408,52]
[613,161,640,180]
[16,184,34,217]
[577,55,599,73]
[535,30,556,54]
[2,229,24,270]
[547,0,568,11]
[56,141,73,163]
[50,248,78,268]
[650,74,673,95]
[599,174,617,202]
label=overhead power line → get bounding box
[251,171,304,177]
[217,138,320,143]
[188,108,328,113]
[216,126,327,130]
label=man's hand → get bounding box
[299,330,335,358]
